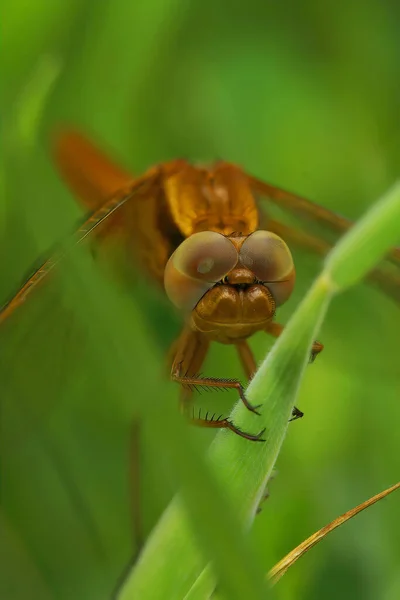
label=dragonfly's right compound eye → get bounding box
[239,230,296,306]
[164,231,238,311]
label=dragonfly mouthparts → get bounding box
[233,282,253,290]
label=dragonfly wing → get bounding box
[53,128,136,210]
[0,243,160,594]
[249,174,400,305]
[0,171,169,327]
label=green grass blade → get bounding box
[324,180,400,290]
[182,567,215,600]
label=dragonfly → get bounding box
[1,130,400,443]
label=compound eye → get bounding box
[239,230,295,306]
[169,231,238,281]
[164,231,238,311]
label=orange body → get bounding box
[54,133,294,345]
[130,161,281,344]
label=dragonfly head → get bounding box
[164,230,296,328]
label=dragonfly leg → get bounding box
[235,339,257,380]
[171,327,261,415]
[235,339,307,421]
[191,412,266,442]
[170,326,264,440]
[235,339,306,423]
[179,388,265,442]
[172,360,261,415]
[289,406,304,421]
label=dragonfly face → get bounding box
[164,230,295,344]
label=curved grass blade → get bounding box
[268,482,400,584]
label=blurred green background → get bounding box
[1,1,400,599]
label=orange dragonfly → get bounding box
[1,130,400,442]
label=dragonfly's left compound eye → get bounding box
[239,230,296,306]
[164,231,238,311]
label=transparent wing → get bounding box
[0,253,135,596]
[0,174,158,327]
[0,175,178,596]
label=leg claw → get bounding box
[249,403,262,416]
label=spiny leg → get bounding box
[170,326,265,441]
[191,413,266,442]
[236,338,304,421]
[173,362,261,415]
[167,326,210,415]
[171,327,261,415]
